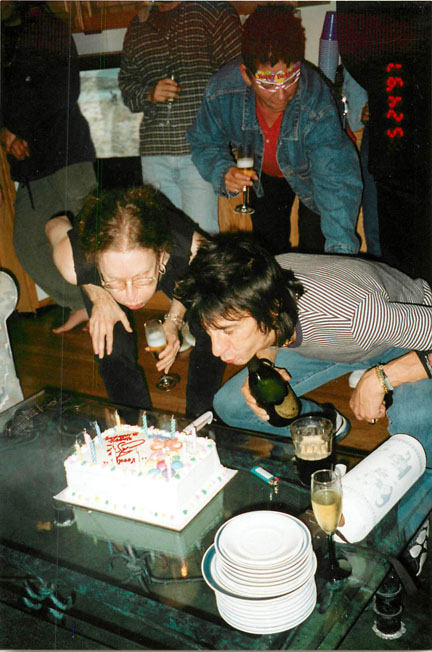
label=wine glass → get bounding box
[144,319,180,391]
[234,144,255,215]
[160,72,177,127]
[311,469,351,582]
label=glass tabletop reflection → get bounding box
[0,388,429,650]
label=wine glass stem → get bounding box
[327,533,339,572]
[242,185,248,208]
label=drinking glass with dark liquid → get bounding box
[144,319,179,391]
[290,416,334,487]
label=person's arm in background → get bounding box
[304,101,362,255]
[118,17,165,118]
[0,125,28,207]
[0,127,29,160]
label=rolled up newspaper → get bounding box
[335,434,426,543]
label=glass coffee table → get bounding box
[0,388,430,649]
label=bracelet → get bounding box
[375,364,394,393]
[415,351,432,378]
[164,313,184,329]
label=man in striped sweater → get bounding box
[176,233,432,459]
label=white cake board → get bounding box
[54,466,237,531]
[72,490,225,558]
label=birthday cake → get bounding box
[55,415,236,530]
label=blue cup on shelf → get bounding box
[319,11,339,83]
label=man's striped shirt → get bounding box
[277,253,432,362]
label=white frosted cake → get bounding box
[56,417,236,530]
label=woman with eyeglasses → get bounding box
[45,185,225,421]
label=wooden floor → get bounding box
[8,303,389,453]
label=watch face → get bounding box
[367,54,431,175]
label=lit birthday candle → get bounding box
[84,430,96,463]
[171,415,176,439]
[142,411,148,434]
[114,410,121,427]
[94,421,103,444]
[74,441,83,461]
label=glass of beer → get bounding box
[234,144,255,215]
[311,469,351,581]
[144,319,179,391]
[290,416,334,487]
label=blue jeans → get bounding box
[141,154,219,234]
[214,348,432,463]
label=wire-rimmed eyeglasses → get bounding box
[100,273,158,292]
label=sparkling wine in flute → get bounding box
[146,330,167,360]
[144,319,180,391]
[235,145,255,215]
[237,158,254,178]
[311,469,351,582]
[167,73,176,104]
[159,73,177,126]
[311,488,342,534]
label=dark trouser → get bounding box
[250,173,324,255]
[375,168,432,286]
[81,290,225,422]
[359,124,381,259]
[186,318,226,419]
[81,292,151,423]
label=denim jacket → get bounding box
[187,58,362,254]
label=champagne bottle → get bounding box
[247,356,301,427]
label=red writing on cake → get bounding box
[105,432,146,465]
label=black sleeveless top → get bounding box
[68,192,201,300]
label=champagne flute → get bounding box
[311,469,351,582]
[144,319,180,391]
[161,72,177,127]
[234,144,255,215]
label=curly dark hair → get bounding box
[242,4,306,73]
[175,232,303,347]
[77,186,172,263]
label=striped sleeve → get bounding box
[353,289,432,353]
[118,19,158,117]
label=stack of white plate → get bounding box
[201,510,317,635]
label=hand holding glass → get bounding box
[311,469,351,582]
[144,319,179,391]
[234,144,255,215]
[164,72,177,127]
